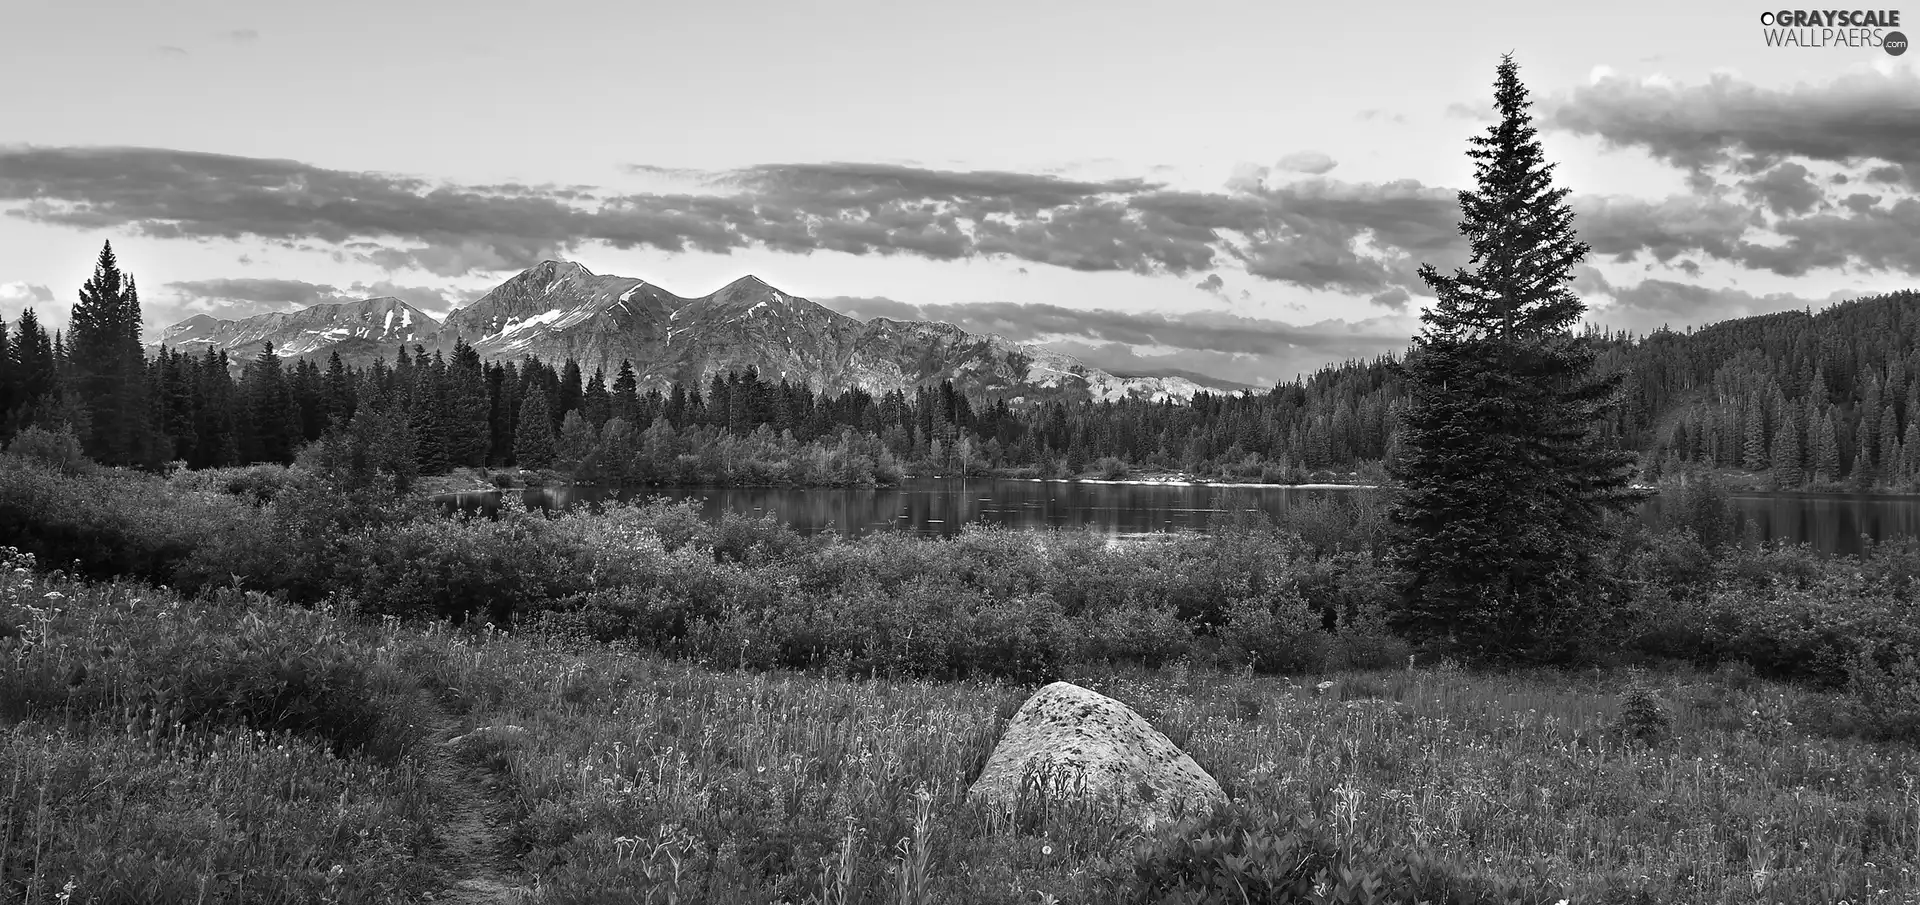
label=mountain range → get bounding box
[155,261,1232,403]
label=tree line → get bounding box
[6,247,1920,492]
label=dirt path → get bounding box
[422,718,531,904]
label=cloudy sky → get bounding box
[5,0,1920,387]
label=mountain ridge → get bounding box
[156,262,1236,403]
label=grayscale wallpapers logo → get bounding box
[1759,9,1907,51]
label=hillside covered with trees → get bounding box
[5,243,1920,491]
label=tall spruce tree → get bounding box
[1388,55,1642,663]
[67,242,154,466]
[515,386,557,468]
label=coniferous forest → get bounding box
[6,241,1920,490]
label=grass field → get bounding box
[8,547,1920,904]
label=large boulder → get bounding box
[967,681,1226,833]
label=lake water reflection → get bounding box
[437,478,1920,556]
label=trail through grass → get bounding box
[422,714,531,904]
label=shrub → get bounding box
[961,593,1071,685]
[1,570,433,763]
[1846,643,1920,743]
[1612,675,1674,748]
[4,424,89,474]
[0,456,253,585]
[171,464,303,505]
[1080,602,1196,667]
[1204,594,1330,674]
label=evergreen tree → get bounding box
[324,351,357,426]
[446,340,491,467]
[1741,392,1766,472]
[515,386,557,468]
[1880,403,1901,487]
[1814,408,1840,484]
[582,367,611,427]
[1388,55,1642,663]
[67,242,154,466]
[557,358,584,426]
[612,360,640,423]
[0,317,11,441]
[1770,404,1801,489]
[240,343,301,464]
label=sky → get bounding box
[5,0,1920,387]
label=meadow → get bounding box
[7,446,1920,903]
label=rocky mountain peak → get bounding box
[156,262,1237,403]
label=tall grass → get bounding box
[10,458,1920,901]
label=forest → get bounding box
[6,275,1920,490]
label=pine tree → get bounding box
[446,340,490,467]
[67,242,154,466]
[515,386,557,468]
[1814,408,1840,484]
[582,368,611,427]
[612,360,640,423]
[324,351,357,426]
[1770,404,1801,489]
[1880,403,1901,488]
[11,308,55,424]
[0,317,11,442]
[240,343,300,464]
[1741,392,1767,472]
[557,359,584,427]
[1388,55,1642,663]
[1903,417,1920,486]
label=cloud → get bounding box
[1368,287,1411,310]
[156,46,188,56]
[158,276,476,325]
[814,295,1415,366]
[0,282,56,315]
[1196,273,1225,294]
[1276,151,1337,175]
[1570,194,1759,263]
[9,142,1918,304]
[1586,278,1842,333]
[223,29,259,42]
[1225,163,1269,193]
[1740,161,1824,216]
[1546,68,1920,188]
[1735,197,1920,277]
[345,280,481,318]
[1445,102,1495,122]
[1357,109,1408,124]
[165,277,344,310]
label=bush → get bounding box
[171,464,303,505]
[0,455,255,585]
[1080,602,1196,667]
[4,424,89,474]
[1846,643,1920,742]
[1203,594,1330,674]
[1,569,433,763]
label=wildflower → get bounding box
[1041,844,1053,856]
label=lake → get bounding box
[437,478,1920,556]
